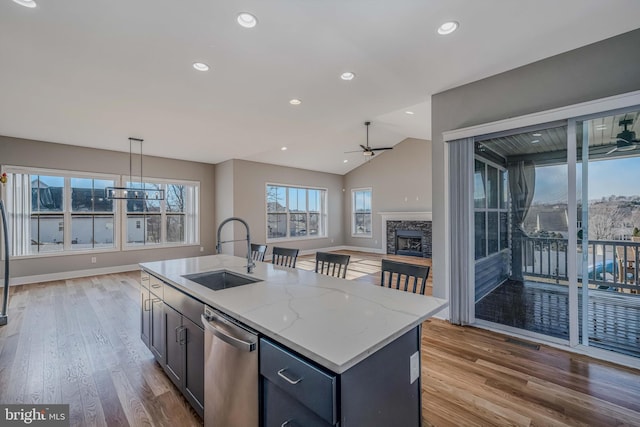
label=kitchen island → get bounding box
[140,254,447,426]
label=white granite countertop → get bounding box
[140,254,447,374]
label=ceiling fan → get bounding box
[346,121,394,157]
[606,118,639,155]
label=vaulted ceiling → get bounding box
[1,0,640,174]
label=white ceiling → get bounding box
[1,1,639,175]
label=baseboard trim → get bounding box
[11,264,140,286]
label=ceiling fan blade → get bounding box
[605,147,618,155]
[370,147,394,151]
[359,144,369,151]
[344,150,363,153]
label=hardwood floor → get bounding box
[0,254,639,426]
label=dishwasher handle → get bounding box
[201,314,257,352]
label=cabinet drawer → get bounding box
[149,274,164,298]
[260,339,336,425]
[163,283,204,325]
[140,271,150,290]
[263,380,333,427]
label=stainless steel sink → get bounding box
[182,270,261,291]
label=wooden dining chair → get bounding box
[380,259,430,295]
[272,247,300,268]
[250,243,267,262]
[315,252,351,278]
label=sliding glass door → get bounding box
[473,124,571,341]
[576,109,640,357]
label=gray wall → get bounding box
[214,159,235,254]
[216,159,345,256]
[431,29,640,300]
[0,135,216,278]
[343,138,432,250]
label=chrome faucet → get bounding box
[216,217,255,274]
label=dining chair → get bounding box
[272,247,299,268]
[250,243,267,262]
[380,259,430,295]
[315,252,351,278]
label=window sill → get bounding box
[10,243,201,259]
[123,243,200,251]
[351,234,372,239]
[266,235,328,244]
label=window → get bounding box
[3,168,117,256]
[266,184,326,241]
[352,188,372,237]
[2,166,200,257]
[125,180,199,247]
[474,159,509,260]
[71,178,115,250]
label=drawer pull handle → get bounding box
[277,368,302,385]
[151,283,161,288]
[143,299,151,311]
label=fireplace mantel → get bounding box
[378,212,433,257]
[378,211,432,222]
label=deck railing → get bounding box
[520,235,640,293]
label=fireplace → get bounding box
[395,230,423,257]
[384,218,432,258]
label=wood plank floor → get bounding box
[0,252,638,426]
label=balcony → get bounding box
[476,235,640,357]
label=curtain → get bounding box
[4,173,31,257]
[507,160,536,280]
[448,138,474,325]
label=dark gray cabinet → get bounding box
[260,326,421,427]
[149,277,164,364]
[140,270,205,418]
[140,272,151,347]
[164,304,183,386]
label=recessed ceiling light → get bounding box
[531,140,540,144]
[281,146,287,151]
[340,72,356,81]
[12,0,36,8]
[532,133,542,137]
[596,124,607,130]
[437,21,458,35]
[405,111,415,115]
[343,159,348,163]
[289,99,302,105]
[237,12,258,28]
[193,62,209,71]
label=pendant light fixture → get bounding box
[105,137,165,200]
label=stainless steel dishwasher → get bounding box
[201,306,259,427]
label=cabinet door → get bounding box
[164,305,184,389]
[263,380,332,427]
[140,286,151,349]
[183,317,204,417]
[150,297,165,364]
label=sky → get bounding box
[532,156,640,204]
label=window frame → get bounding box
[473,157,509,261]
[1,166,201,258]
[351,187,373,238]
[2,166,120,259]
[122,177,200,250]
[265,183,328,243]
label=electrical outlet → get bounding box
[200,246,204,252]
[331,239,334,243]
[91,256,97,264]
[409,351,419,384]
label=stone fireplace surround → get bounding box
[379,212,433,258]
